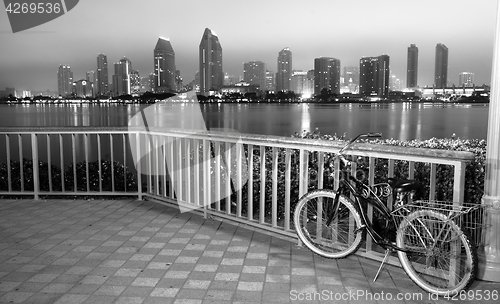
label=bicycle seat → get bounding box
[388,178,421,193]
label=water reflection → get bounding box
[0,102,489,140]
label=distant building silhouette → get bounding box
[459,72,474,87]
[57,65,73,97]
[291,70,314,97]
[359,55,390,97]
[276,48,292,92]
[96,54,109,97]
[314,57,341,96]
[199,28,223,95]
[407,44,418,88]
[154,37,176,93]
[342,66,359,93]
[112,57,131,97]
[434,43,448,89]
[86,70,95,97]
[73,79,92,97]
[243,61,266,91]
[265,70,275,92]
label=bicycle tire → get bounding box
[396,209,477,295]
[294,189,364,259]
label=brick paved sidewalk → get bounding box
[0,199,498,304]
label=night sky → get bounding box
[0,0,497,91]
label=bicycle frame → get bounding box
[328,175,409,252]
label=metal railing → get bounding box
[0,126,478,262]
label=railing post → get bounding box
[31,134,39,200]
[478,0,500,282]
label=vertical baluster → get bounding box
[168,136,174,198]
[271,147,278,227]
[203,139,210,218]
[236,142,243,218]
[215,142,221,211]
[185,139,191,206]
[225,142,231,214]
[123,134,127,192]
[429,163,437,201]
[97,134,102,192]
[388,159,395,209]
[60,134,65,193]
[298,149,309,197]
[154,135,159,196]
[177,138,183,203]
[259,146,265,224]
[284,148,291,231]
[110,134,115,192]
[19,134,24,192]
[31,134,39,199]
[247,145,254,221]
[6,134,11,192]
[408,160,415,179]
[135,132,142,200]
[162,136,167,197]
[318,152,324,189]
[85,134,89,193]
[72,134,76,192]
[47,134,52,193]
[194,139,200,208]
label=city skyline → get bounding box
[0,0,497,91]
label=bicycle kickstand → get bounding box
[373,248,392,282]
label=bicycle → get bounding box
[293,133,479,296]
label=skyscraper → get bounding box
[276,48,292,92]
[407,44,418,88]
[112,57,131,97]
[96,54,109,97]
[459,72,474,87]
[434,43,448,89]
[199,28,223,95]
[57,65,73,97]
[86,70,95,97]
[359,55,390,97]
[265,70,275,92]
[243,61,266,91]
[154,37,176,93]
[314,57,341,96]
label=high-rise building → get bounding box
[154,37,176,93]
[243,61,266,91]
[265,70,275,92]
[130,70,140,94]
[291,70,314,98]
[407,44,418,88]
[96,54,109,97]
[359,55,390,97]
[112,57,131,97]
[276,48,292,92]
[175,70,183,92]
[74,80,92,98]
[199,28,223,95]
[459,72,474,87]
[86,70,95,97]
[57,65,73,97]
[314,57,341,96]
[434,43,448,89]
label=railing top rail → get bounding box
[0,126,475,163]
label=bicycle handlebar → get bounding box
[335,132,382,166]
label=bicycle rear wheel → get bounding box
[396,209,476,295]
[294,190,364,259]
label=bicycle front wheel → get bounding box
[294,190,364,259]
[396,209,476,295]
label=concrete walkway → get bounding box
[0,199,498,304]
